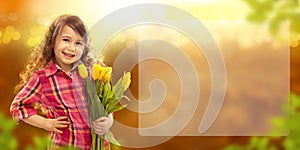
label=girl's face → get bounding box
[53,25,85,72]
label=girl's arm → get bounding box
[23,115,70,134]
[10,73,42,123]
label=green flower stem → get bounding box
[91,131,106,150]
[84,71,131,149]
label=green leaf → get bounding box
[102,82,112,107]
[115,87,125,100]
[105,97,116,108]
[258,137,269,149]
[291,93,300,108]
[86,78,106,122]
[112,76,122,92]
[122,95,131,101]
[95,80,101,95]
[104,83,111,99]
[108,105,127,113]
[106,99,120,113]
[106,131,121,146]
[221,144,244,150]
[283,138,293,150]
[248,136,259,149]
[107,81,111,92]
[112,77,123,98]
[271,117,285,130]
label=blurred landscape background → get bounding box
[0,0,299,149]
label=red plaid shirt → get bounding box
[10,60,92,149]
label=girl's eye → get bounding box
[76,42,84,46]
[62,38,70,42]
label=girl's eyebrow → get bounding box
[60,34,84,42]
[60,34,71,38]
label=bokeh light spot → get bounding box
[2,34,11,44]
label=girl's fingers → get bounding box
[58,121,70,125]
[93,121,105,128]
[93,125,104,135]
[93,117,107,127]
[93,124,102,131]
[56,116,68,120]
[94,117,107,123]
[54,128,63,134]
[92,116,111,135]
[92,123,108,135]
[57,124,68,128]
[53,117,70,131]
[55,116,70,125]
[92,123,97,129]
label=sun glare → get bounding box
[3,0,290,48]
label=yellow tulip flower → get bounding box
[103,67,112,83]
[92,64,104,80]
[121,72,131,90]
[78,64,88,79]
[99,68,106,80]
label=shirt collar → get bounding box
[44,60,84,77]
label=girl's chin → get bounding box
[57,60,75,67]
[64,59,75,62]
[55,56,80,66]
[62,57,79,63]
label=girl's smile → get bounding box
[62,51,76,59]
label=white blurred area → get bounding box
[25,0,290,49]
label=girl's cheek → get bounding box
[77,49,84,57]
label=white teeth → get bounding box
[63,52,75,57]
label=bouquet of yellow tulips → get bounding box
[78,64,131,150]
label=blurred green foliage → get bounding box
[222,93,300,150]
[276,93,300,149]
[0,113,50,149]
[0,113,85,149]
[24,136,49,150]
[222,137,277,150]
[243,0,300,35]
[0,113,18,150]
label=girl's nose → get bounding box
[68,43,76,52]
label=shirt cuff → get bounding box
[12,107,38,124]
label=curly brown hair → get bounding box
[14,14,94,94]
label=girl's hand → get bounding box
[23,115,70,134]
[43,116,70,134]
[92,113,113,135]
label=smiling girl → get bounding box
[10,14,112,149]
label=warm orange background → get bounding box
[1,0,299,149]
